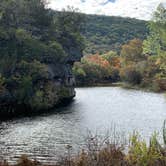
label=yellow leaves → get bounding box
[155,58,161,65]
[0,74,6,92]
[121,38,144,64]
[128,132,164,166]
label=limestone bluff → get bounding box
[0,43,83,116]
[0,0,84,116]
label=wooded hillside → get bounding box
[83,14,148,54]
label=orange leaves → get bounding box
[110,56,121,69]
[85,53,110,68]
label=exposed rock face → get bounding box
[0,41,84,117]
[0,0,85,117]
[0,55,82,117]
[45,46,83,105]
[0,69,75,117]
[47,63,76,100]
[0,63,76,116]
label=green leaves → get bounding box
[15,28,31,42]
[143,32,161,55]
[83,14,147,55]
[143,4,166,56]
[154,3,166,24]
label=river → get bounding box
[0,87,166,164]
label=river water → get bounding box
[0,87,166,164]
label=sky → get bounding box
[48,0,166,20]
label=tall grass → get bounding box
[0,123,166,166]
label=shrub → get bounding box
[120,66,142,85]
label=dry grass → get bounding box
[0,123,166,166]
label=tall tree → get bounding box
[121,39,144,65]
[143,3,166,55]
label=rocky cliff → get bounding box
[0,56,82,117]
[0,0,84,117]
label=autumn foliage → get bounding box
[73,2,166,90]
[73,52,121,85]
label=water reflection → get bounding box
[0,87,166,163]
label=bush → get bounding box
[1,125,166,166]
[120,66,142,85]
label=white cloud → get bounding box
[48,0,166,20]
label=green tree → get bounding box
[143,3,166,55]
[0,0,85,111]
[54,7,85,62]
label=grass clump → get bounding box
[0,123,166,166]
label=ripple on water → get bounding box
[0,87,166,164]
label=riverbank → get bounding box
[76,82,121,88]
[1,87,166,164]
[76,82,166,94]
[119,82,165,93]
[0,94,75,121]
[0,127,166,166]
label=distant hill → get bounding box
[83,14,148,54]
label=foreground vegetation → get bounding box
[0,122,166,166]
[73,4,166,92]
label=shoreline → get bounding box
[76,82,166,94]
[1,82,165,121]
[0,96,75,121]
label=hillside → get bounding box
[74,4,166,92]
[83,14,148,54]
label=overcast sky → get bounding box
[48,0,166,20]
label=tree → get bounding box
[120,39,146,85]
[143,3,166,55]
[120,65,142,85]
[0,0,85,111]
[54,7,85,62]
[142,3,166,91]
[121,39,145,65]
